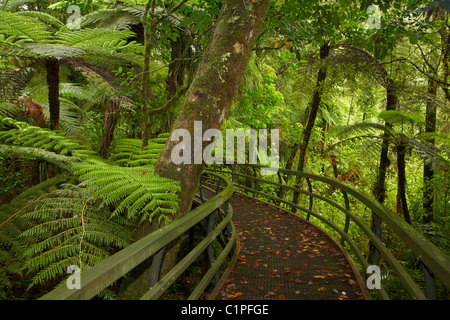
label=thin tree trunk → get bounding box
[368,79,398,265]
[163,32,190,132]
[167,34,188,99]
[397,138,411,224]
[282,142,299,185]
[141,0,157,149]
[155,0,271,216]
[423,80,438,223]
[292,43,330,210]
[99,99,119,159]
[373,81,397,203]
[45,58,60,130]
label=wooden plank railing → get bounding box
[40,163,450,300]
[208,164,450,300]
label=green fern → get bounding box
[19,184,133,288]
[110,137,165,167]
[330,121,450,172]
[0,116,96,164]
[73,163,180,224]
[0,117,180,293]
[0,175,69,277]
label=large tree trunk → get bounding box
[153,0,271,283]
[141,0,157,149]
[45,58,60,130]
[423,80,438,223]
[291,43,330,209]
[155,0,271,216]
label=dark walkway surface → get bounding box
[215,192,366,300]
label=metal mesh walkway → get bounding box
[214,192,367,300]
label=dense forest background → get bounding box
[0,0,448,299]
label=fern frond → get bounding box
[111,138,165,167]
[56,28,135,48]
[0,0,36,12]
[330,122,396,139]
[0,11,53,43]
[73,163,180,224]
[0,116,94,159]
[404,136,450,172]
[0,145,74,171]
[15,11,65,29]
[21,42,85,59]
[80,8,141,30]
[19,184,132,288]
[0,175,69,276]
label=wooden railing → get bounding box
[208,164,450,300]
[40,164,450,300]
[40,171,236,300]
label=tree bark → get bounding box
[141,0,157,149]
[292,43,330,209]
[152,0,271,287]
[98,99,119,159]
[45,58,60,130]
[423,80,438,223]
[155,0,271,216]
[397,138,411,224]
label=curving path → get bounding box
[213,192,367,300]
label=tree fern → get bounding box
[80,8,141,30]
[110,137,165,167]
[0,175,68,278]
[0,116,95,161]
[0,0,36,12]
[0,117,180,294]
[19,184,133,288]
[0,11,53,44]
[330,120,450,172]
[73,163,180,224]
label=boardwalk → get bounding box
[214,192,366,300]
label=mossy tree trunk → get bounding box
[153,0,271,281]
[141,0,157,149]
[155,0,271,217]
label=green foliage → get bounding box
[0,0,448,300]
[0,117,179,296]
[73,162,180,224]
